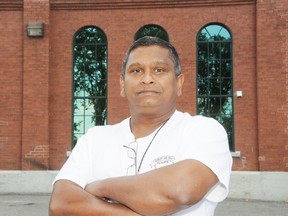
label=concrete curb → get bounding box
[0,171,287,202]
[0,171,57,194]
[228,171,288,202]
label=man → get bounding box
[49,36,232,216]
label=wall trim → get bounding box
[0,0,22,11]
[0,171,287,202]
[50,0,256,10]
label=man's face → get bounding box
[120,45,184,113]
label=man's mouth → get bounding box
[137,90,160,95]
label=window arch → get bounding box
[196,23,234,151]
[134,24,169,42]
[72,26,108,147]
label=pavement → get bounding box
[0,194,287,216]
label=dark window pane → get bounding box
[72,26,108,148]
[222,97,233,115]
[196,23,234,151]
[135,25,169,42]
[209,42,221,60]
[197,97,209,115]
[209,60,220,78]
[209,78,221,95]
[91,98,107,125]
[221,42,232,59]
[197,78,209,95]
[197,43,208,60]
[74,27,107,44]
[210,115,233,151]
[198,60,208,78]
[74,116,84,134]
[209,97,221,115]
[221,78,232,95]
[221,60,232,78]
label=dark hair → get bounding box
[122,36,181,76]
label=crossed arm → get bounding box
[49,159,218,216]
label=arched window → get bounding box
[134,24,169,42]
[196,23,234,151]
[72,26,108,147]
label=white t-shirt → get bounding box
[54,110,232,216]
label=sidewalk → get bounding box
[0,194,287,216]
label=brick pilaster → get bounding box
[256,0,288,171]
[22,0,50,170]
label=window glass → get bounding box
[135,24,169,42]
[196,24,234,151]
[72,26,108,147]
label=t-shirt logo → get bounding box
[150,155,175,169]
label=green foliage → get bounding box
[196,24,234,150]
[134,24,169,42]
[72,27,108,147]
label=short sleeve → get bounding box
[53,135,91,188]
[181,116,232,202]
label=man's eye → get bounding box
[131,68,142,73]
[155,68,164,73]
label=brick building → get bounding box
[0,0,287,172]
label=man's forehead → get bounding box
[128,45,170,60]
[128,45,174,65]
[126,60,171,68]
[131,44,169,52]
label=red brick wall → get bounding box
[21,0,50,169]
[256,0,288,171]
[48,2,259,170]
[1,0,287,171]
[0,2,23,169]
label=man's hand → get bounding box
[84,159,218,216]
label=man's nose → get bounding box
[140,71,155,84]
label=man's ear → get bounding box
[120,75,126,98]
[176,74,184,96]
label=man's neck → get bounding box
[130,109,175,139]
